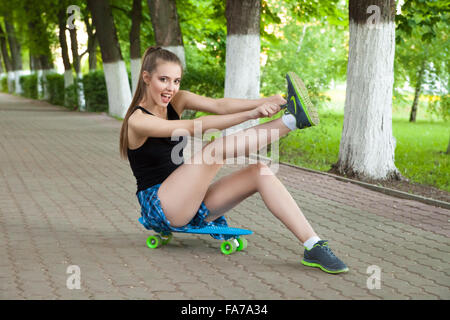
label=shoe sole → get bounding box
[301,259,349,274]
[286,72,320,127]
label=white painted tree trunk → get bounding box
[162,45,186,70]
[224,34,260,135]
[76,72,86,111]
[103,60,132,118]
[14,70,25,94]
[36,69,43,98]
[337,20,400,180]
[64,70,74,88]
[7,71,15,93]
[41,69,52,100]
[63,69,74,108]
[130,57,141,95]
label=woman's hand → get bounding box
[247,102,281,120]
[265,94,287,106]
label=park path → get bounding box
[0,92,449,299]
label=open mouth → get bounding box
[161,93,172,103]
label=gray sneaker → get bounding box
[282,72,320,129]
[301,240,349,274]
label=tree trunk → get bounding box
[334,0,400,181]
[446,134,450,154]
[69,27,80,74]
[69,26,86,111]
[409,59,426,122]
[147,0,186,68]
[4,19,23,94]
[224,0,261,135]
[296,24,308,53]
[87,0,131,118]
[130,0,142,94]
[38,55,54,100]
[0,23,14,93]
[24,0,54,101]
[83,15,97,71]
[58,8,74,92]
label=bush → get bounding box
[64,81,79,110]
[180,67,225,119]
[0,76,7,93]
[426,94,450,121]
[181,67,225,99]
[45,73,65,106]
[20,74,38,99]
[82,70,108,112]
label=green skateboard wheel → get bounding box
[146,235,162,249]
[161,233,173,245]
[221,239,238,255]
[236,237,247,251]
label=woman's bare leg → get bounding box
[203,162,317,243]
[158,117,291,227]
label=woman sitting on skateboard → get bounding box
[120,46,348,274]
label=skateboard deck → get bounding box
[138,217,253,255]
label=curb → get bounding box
[279,161,450,210]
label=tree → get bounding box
[333,0,401,181]
[4,17,23,94]
[147,0,186,68]
[395,0,449,122]
[87,0,131,118]
[0,21,14,93]
[83,13,98,71]
[67,7,87,111]
[21,0,56,100]
[130,0,142,94]
[260,0,348,105]
[58,6,74,94]
[224,0,261,134]
[447,134,450,154]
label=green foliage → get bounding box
[425,94,450,121]
[395,0,449,121]
[181,65,225,99]
[0,76,8,92]
[82,70,108,112]
[178,0,227,69]
[64,82,79,110]
[284,0,347,26]
[45,72,65,106]
[396,0,450,43]
[19,74,38,99]
[260,18,348,107]
[109,0,155,65]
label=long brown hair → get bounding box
[119,46,183,159]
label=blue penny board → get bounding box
[138,217,252,236]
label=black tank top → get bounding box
[127,104,187,193]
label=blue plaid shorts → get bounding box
[137,184,229,240]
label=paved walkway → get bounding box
[0,93,449,300]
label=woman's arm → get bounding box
[173,90,286,115]
[129,103,280,138]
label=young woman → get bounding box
[120,46,348,274]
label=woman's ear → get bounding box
[142,71,151,86]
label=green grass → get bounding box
[274,112,343,172]
[393,119,449,192]
[268,111,449,192]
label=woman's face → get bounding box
[144,62,182,108]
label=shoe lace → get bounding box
[319,241,336,257]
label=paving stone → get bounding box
[0,93,448,300]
